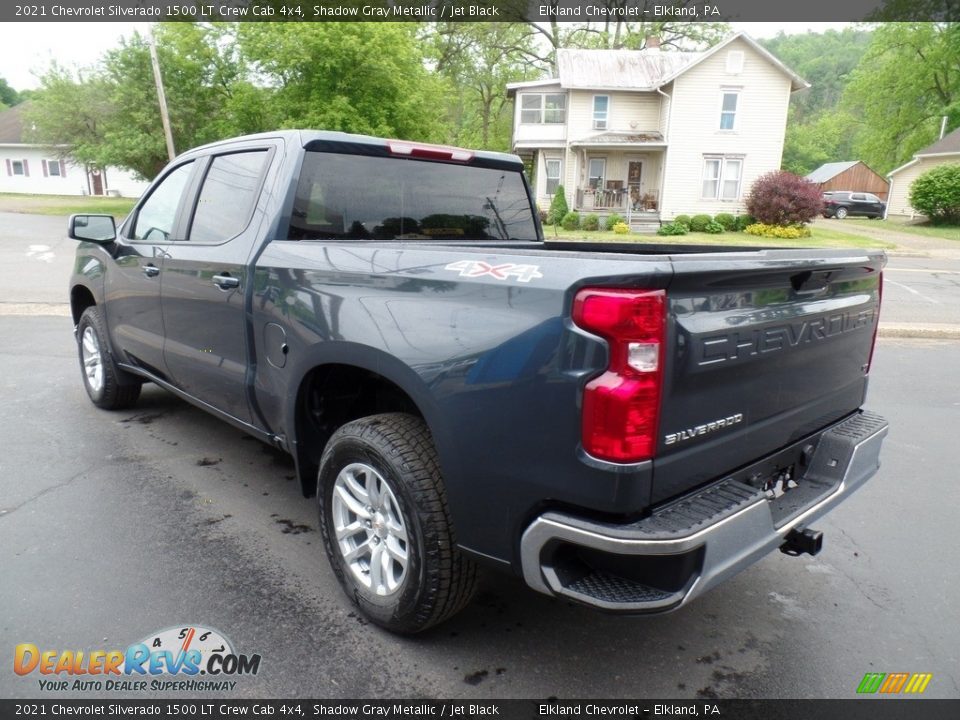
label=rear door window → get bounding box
[189,151,269,243]
[288,152,537,241]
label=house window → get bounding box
[46,159,62,177]
[593,96,609,130]
[520,93,566,124]
[702,157,743,200]
[726,51,744,74]
[544,158,562,195]
[588,158,606,190]
[11,160,25,176]
[719,91,739,130]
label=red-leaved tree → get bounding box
[746,171,823,225]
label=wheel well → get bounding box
[294,364,422,497]
[70,285,96,325]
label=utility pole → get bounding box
[148,26,176,161]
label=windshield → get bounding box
[288,151,538,242]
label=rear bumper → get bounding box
[520,411,888,612]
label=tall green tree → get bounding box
[843,22,960,174]
[27,23,268,178]
[239,23,448,143]
[428,23,541,150]
[761,28,873,123]
[0,76,18,108]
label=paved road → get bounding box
[1,328,959,700]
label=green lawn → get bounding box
[0,193,137,217]
[844,217,960,242]
[544,225,895,249]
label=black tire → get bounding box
[318,413,478,633]
[835,207,848,219]
[76,306,142,410]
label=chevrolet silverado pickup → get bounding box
[68,131,888,633]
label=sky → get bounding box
[0,21,855,93]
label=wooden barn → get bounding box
[805,161,889,200]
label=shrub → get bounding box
[604,213,625,229]
[657,222,689,236]
[689,214,712,232]
[713,213,736,231]
[612,222,630,234]
[582,213,600,231]
[674,214,692,228]
[561,211,581,230]
[547,186,569,225]
[537,206,549,225]
[744,223,812,239]
[704,221,725,234]
[909,164,960,224]
[746,170,822,225]
[734,214,755,231]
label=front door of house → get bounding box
[628,161,643,210]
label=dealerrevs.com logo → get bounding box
[14,625,261,692]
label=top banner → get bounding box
[4,0,958,23]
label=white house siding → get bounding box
[567,90,662,138]
[660,38,791,220]
[887,156,960,217]
[0,145,148,198]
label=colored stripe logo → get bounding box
[857,672,932,694]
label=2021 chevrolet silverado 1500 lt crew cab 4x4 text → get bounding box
[68,131,888,633]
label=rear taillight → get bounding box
[866,272,883,373]
[572,288,667,463]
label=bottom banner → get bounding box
[1,699,958,720]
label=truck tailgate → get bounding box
[652,250,884,503]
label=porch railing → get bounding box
[575,188,628,211]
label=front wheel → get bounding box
[76,306,141,410]
[835,207,848,219]
[318,413,478,633]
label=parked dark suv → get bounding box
[822,191,886,219]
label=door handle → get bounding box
[212,274,240,290]
[142,264,160,278]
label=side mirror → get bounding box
[68,214,117,243]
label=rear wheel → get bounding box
[318,413,478,633]
[76,306,141,410]
[835,207,848,219]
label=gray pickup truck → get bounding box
[68,131,888,633]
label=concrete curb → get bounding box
[878,323,960,340]
[0,302,71,317]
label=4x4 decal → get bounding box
[444,260,543,283]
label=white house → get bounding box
[507,33,807,228]
[0,103,148,198]
[885,127,960,218]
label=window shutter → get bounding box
[4,159,10,176]
[60,159,66,178]
[23,159,29,177]
[42,160,49,177]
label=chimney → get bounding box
[644,36,661,52]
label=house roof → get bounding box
[0,102,25,144]
[570,131,665,146]
[805,161,862,183]
[888,127,960,177]
[555,49,700,91]
[506,32,808,96]
[915,126,960,156]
